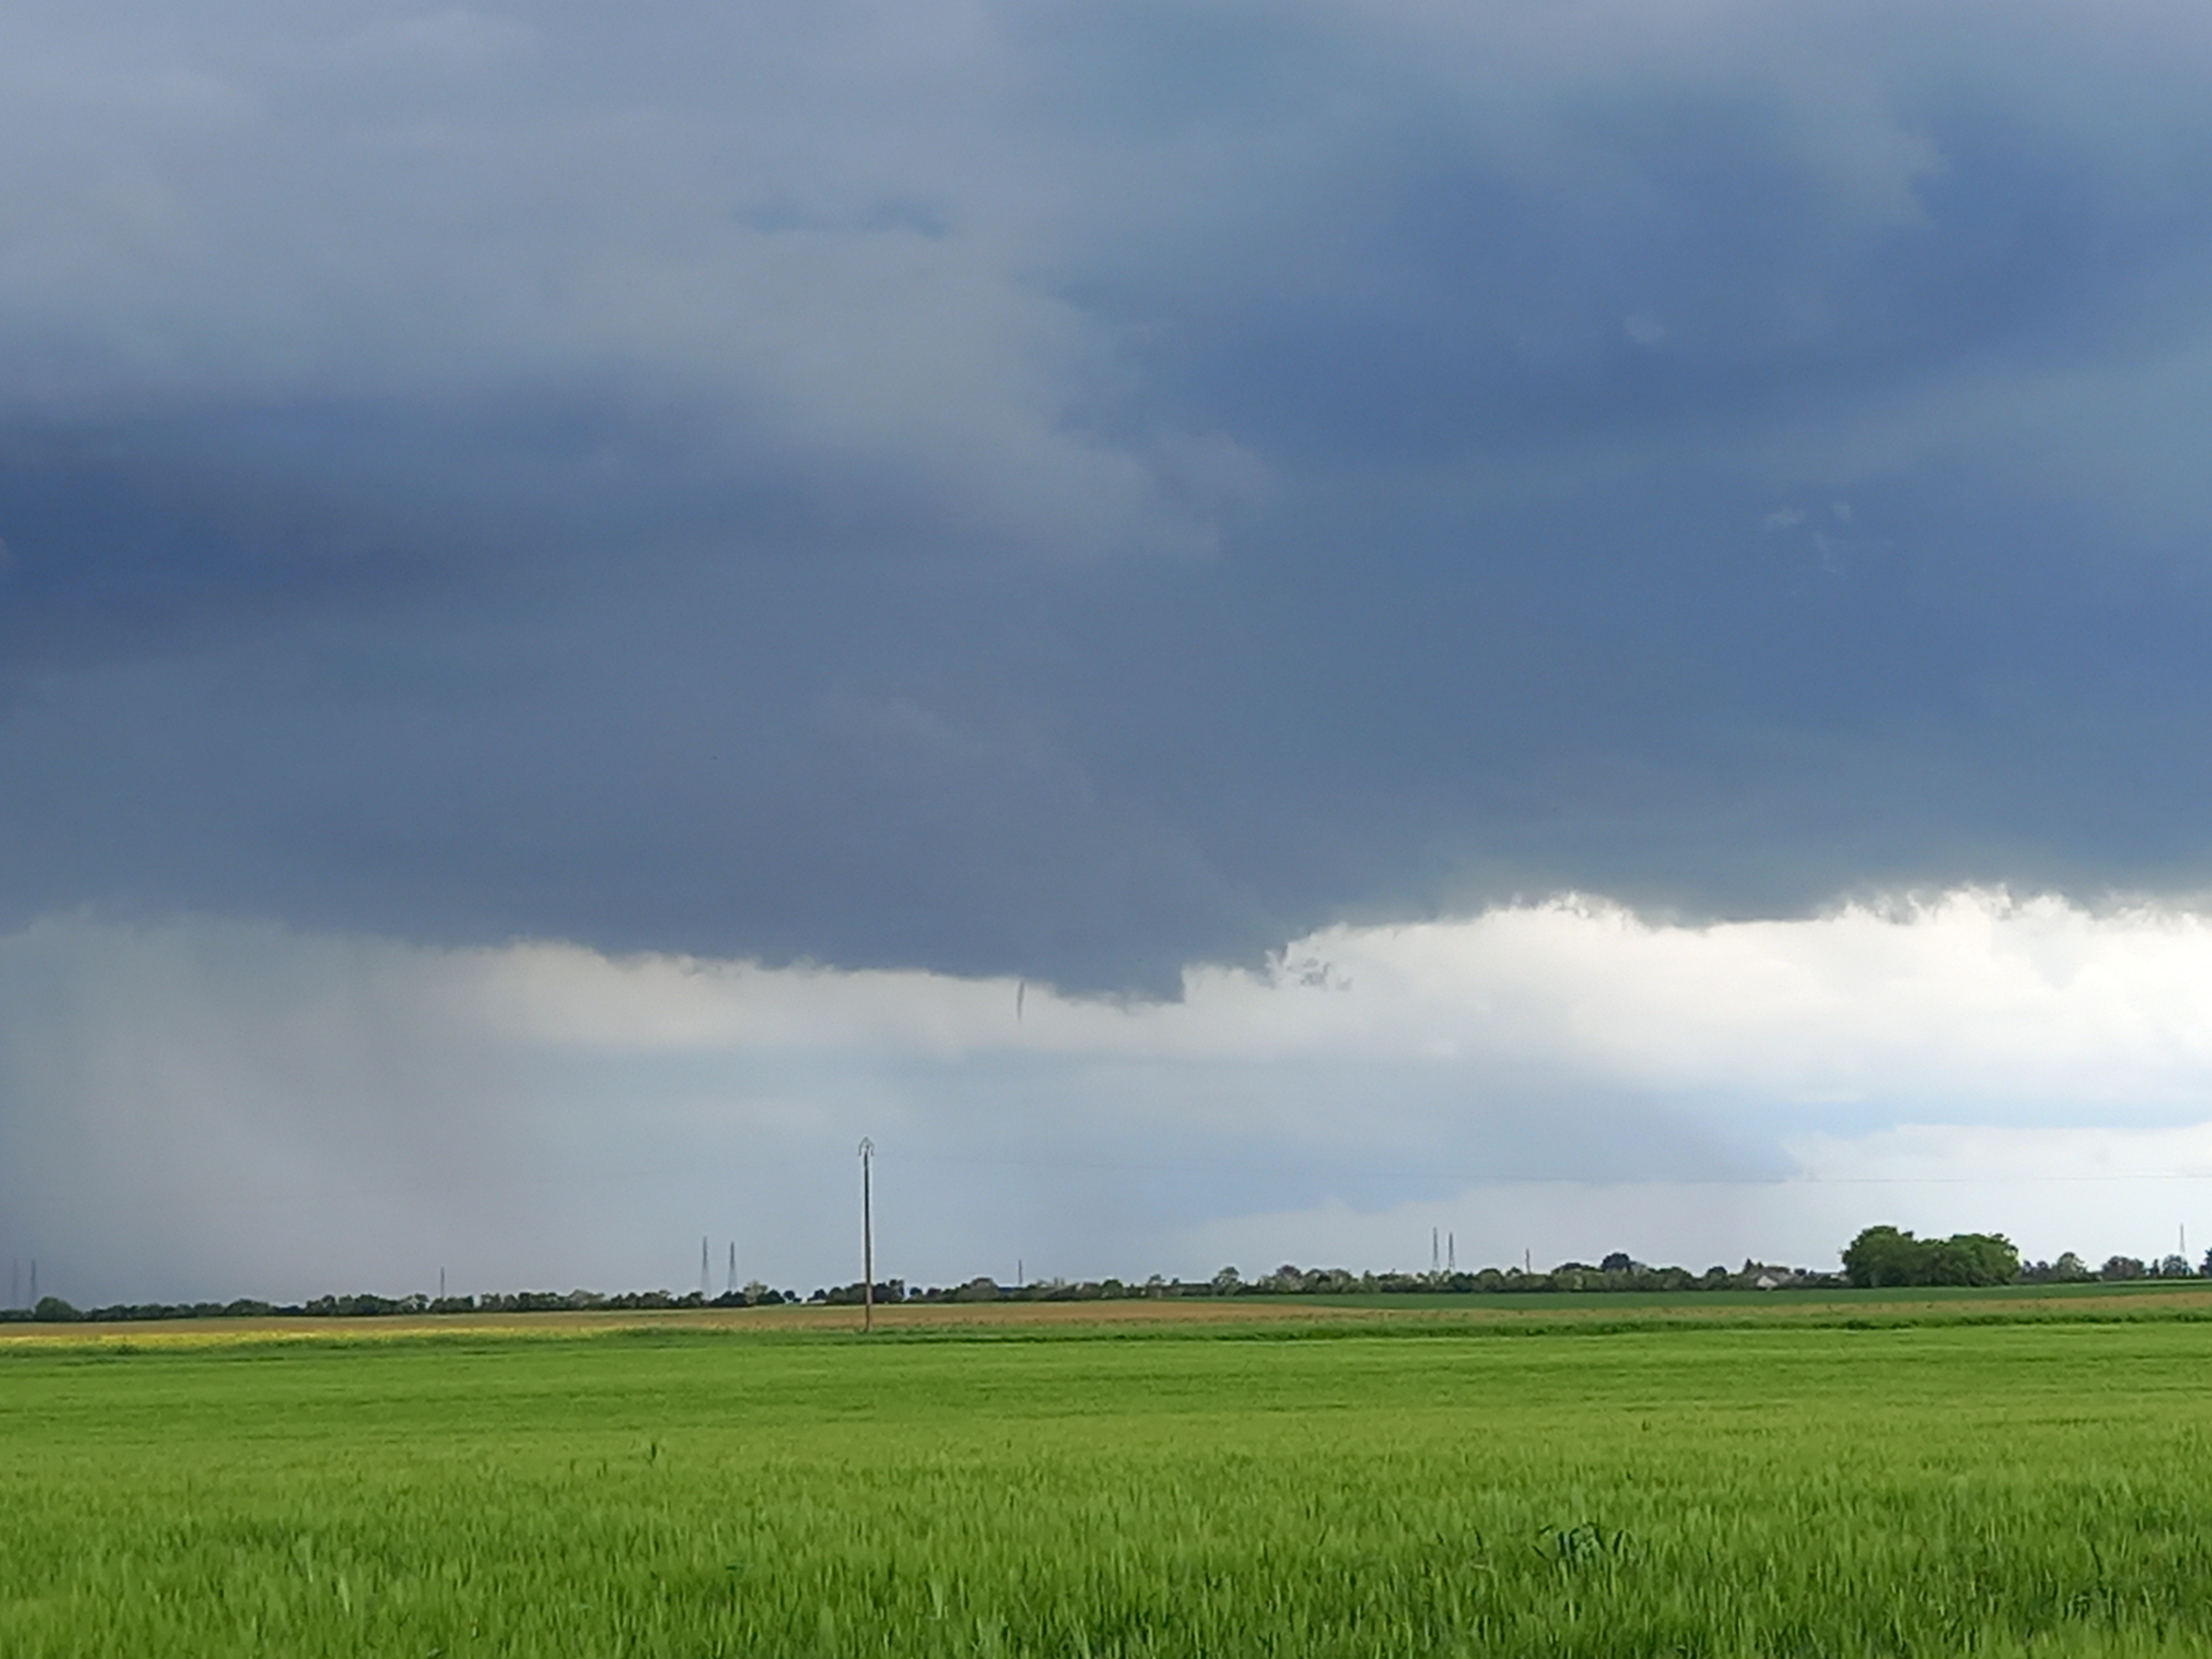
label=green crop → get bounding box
[5,1311,2212,1654]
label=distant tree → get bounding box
[2101,1255,2146,1281]
[1843,1227,2019,1288]
[1928,1233,2021,1286]
[32,1296,80,1322]
[1210,1266,1243,1296]
[2156,1254,2193,1279]
[2052,1251,2091,1282]
[1842,1226,1927,1287]
[1599,1252,1635,1274]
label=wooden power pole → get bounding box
[858,1138,875,1334]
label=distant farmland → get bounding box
[7,1291,2212,1655]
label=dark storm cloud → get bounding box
[7,2,2212,990]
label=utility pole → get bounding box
[727,1241,737,1298]
[700,1235,710,1300]
[1431,1227,1439,1274]
[439,1266,446,1302]
[1448,1232,1455,1273]
[858,1139,875,1334]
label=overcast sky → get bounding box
[9,3,2212,1302]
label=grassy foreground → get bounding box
[5,1302,2212,1655]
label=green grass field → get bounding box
[7,1297,2212,1655]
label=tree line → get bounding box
[6,1229,2199,1323]
[0,1258,1842,1322]
[1839,1225,2203,1288]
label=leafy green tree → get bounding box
[1928,1233,2020,1286]
[1842,1225,1926,1287]
[1843,1227,2019,1288]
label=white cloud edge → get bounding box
[417,888,2212,1112]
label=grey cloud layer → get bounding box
[6,3,2212,988]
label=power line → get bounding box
[871,1151,2212,1187]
